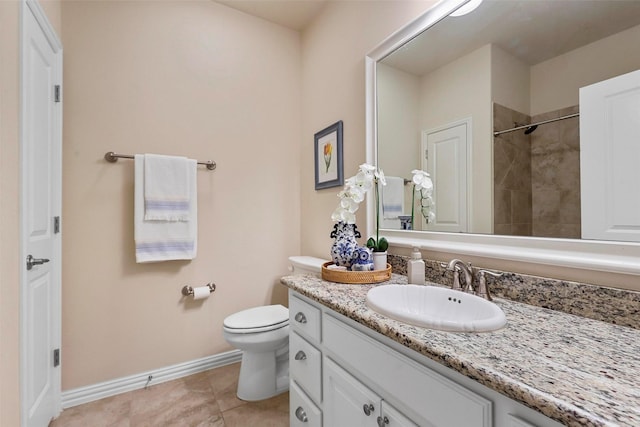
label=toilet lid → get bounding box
[223,304,289,333]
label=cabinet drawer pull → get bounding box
[377,415,390,426]
[363,403,375,416]
[294,350,307,360]
[295,406,308,422]
[294,312,307,323]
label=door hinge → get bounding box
[54,85,61,103]
[425,149,429,160]
[54,216,60,234]
[53,349,60,367]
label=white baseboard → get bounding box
[61,349,242,409]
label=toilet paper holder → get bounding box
[181,282,216,297]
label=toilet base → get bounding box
[237,348,289,401]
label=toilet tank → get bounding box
[288,256,328,277]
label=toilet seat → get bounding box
[223,304,289,334]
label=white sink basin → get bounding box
[366,284,507,332]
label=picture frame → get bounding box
[314,120,344,190]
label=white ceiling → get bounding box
[383,0,640,76]
[214,0,640,75]
[214,0,328,31]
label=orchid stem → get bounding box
[375,178,380,246]
[411,185,415,230]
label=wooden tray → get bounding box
[321,261,392,284]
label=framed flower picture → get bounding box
[314,120,344,190]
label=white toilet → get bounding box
[222,256,327,401]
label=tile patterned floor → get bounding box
[50,363,289,427]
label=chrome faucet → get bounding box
[442,259,502,301]
[445,259,473,292]
[477,270,503,301]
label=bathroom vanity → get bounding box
[281,274,640,427]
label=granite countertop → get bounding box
[280,274,640,427]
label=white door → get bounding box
[580,69,640,242]
[21,1,62,425]
[323,357,380,427]
[421,120,469,232]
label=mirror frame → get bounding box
[365,0,640,275]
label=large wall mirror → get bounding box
[365,0,640,274]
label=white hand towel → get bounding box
[143,153,191,221]
[381,176,405,219]
[135,155,197,263]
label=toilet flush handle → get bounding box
[294,312,307,324]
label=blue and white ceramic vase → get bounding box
[330,222,361,269]
[351,246,373,271]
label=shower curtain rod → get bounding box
[493,112,580,136]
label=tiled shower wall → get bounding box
[493,103,532,236]
[531,105,581,238]
[493,103,581,238]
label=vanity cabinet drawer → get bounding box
[291,380,322,427]
[323,313,492,427]
[508,414,538,427]
[289,294,321,343]
[290,331,322,404]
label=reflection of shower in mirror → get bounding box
[510,121,538,135]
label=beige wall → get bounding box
[419,44,493,233]
[531,23,640,116]
[377,62,420,222]
[0,2,22,424]
[377,63,420,179]
[300,0,436,259]
[61,1,301,389]
[492,44,530,116]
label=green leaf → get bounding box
[378,237,389,252]
[366,237,376,249]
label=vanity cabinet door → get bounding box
[507,414,538,427]
[323,356,381,427]
[323,313,492,427]
[290,294,322,344]
[291,381,322,427]
[379,400,418,427]
[290,331,322,403]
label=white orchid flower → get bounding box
[331,208,344,223]
[411,169,433,192]
[331,207,356,224]
[344,176,356,188]
[332,163,388,227]
[348,186,366,203]
[354,171,374,191]
[340,196,360,213]
[343,210,357,224]
[359,163,376,174]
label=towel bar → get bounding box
[105,151,216,170]
[181,282,216,296]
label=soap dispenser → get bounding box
[407,247,425,285]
